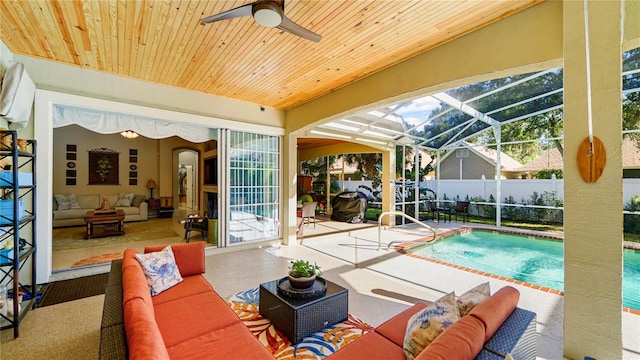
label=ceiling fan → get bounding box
[200,0,322,42]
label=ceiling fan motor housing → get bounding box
[252,3,284,27]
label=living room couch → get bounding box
[100,243,536,360]
[53,193,148,228]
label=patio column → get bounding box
[563,1,623,358]
[282,132,298,245]
[381,147,396,226]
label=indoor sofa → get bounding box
[99,242,272,360]
[52,193,148,227]
[326,286,536,360]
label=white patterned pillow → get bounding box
[403,292,459,360]
[115,193,134,207]
[457,282,491,317]
[54,194,81,210]
[135,246,183,296]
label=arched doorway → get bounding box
[175,149,199,211]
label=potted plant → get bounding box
[288,260,322,289]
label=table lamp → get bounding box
[146,179,158,199]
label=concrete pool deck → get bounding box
[294,220,640,360]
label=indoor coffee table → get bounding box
[259,277,348,344]
[84,210,125,239]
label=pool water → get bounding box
[407,231,640,311]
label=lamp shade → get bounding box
[146,179,158,189]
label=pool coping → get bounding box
[394,227,640,316]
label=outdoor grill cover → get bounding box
[331,191,368,223]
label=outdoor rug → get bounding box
[227,287,373,359]
[37,272,109,308]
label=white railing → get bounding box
[377,211,437,250]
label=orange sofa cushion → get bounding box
[375,303,428,347]
[469,286,519,343]
[166,321,274,360]
[416,314,486,360]
[151,275,213,306]
[122,248,141,271]
[153,291,242,347]
[124,297,170,360]
[145,242,205,277]
[121,256,154,317]
[326,331,406,360]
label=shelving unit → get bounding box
[0,130,37,338]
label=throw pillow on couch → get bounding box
[402,282,491,360]
[135,246,183,296]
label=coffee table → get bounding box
[259,277,348,344]
[84,210,125,239]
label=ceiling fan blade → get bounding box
[277,16,321,42]
[200,3,254,24]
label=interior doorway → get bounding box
[177,150,198,210]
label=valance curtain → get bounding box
[52,104,216,142]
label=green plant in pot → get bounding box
[288,260,322,289]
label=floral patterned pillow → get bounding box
[403,292,460,360]
[457,282,491,317]
[135,246,183,296]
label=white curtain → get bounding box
[52,104,216,142]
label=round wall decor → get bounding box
[130,164,137,170]
[67,162,76,168]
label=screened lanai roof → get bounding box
[312,48,640,151]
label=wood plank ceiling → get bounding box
[0,0,541,110]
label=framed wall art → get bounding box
[89,148,119,185]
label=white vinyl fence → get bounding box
[426,178,640,205]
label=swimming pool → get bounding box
[406,230,640,311]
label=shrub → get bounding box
[624,194,640,235]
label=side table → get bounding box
[147,198,160,217]
[259,278,348,343]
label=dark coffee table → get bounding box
[84,210,125,239]
[259,278,348,343]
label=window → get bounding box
[228,131,281,243]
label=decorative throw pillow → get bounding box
[115,193,134,207]
[131,194,146,207]
[134,246,183,296]
[54,194,81,210]
[457,282,491,317]
[403,292,460,360]
[68,194,81,209]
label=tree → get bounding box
[623,47,640,146]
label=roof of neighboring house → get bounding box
[439,142,523,171]
[517,138,640,171]
[517,147,564,171]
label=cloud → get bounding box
[396,96,442,125]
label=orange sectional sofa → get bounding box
[326,286,536,360]
[99,242,536,360]
[117,242,273,360]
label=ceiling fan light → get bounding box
[252,4,283,27]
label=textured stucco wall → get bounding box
[562,1,623,358]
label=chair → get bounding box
[453,201,470,223]
[301,201,317,228]
[182,214,207,243]
[426,201,449,222]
